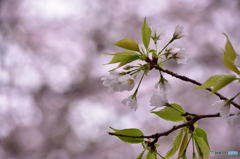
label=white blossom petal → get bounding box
[228,114,240,127]
[101,73,135,92]
[118,75,135,91]
[177,52,188,64]
[170,48,181,54]
[154,82,169,90]
[150,83,168,109]
[122,96,138,111]
[170,48,188,64]
[150,91,167,106]
[173,25,184,39]
[212,100,230,117]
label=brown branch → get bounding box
[153,65,240,110]
[108,112,220,144]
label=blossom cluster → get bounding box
[101,25,185,111]
[213,100,240,127]
[103,18,240,159]
[101,72,135,92]
[102,72,169,111]
[102,19,240,129]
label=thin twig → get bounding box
[154,65,240,110]
[108,113,220,143]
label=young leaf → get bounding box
[136,150,145,159]
[194,128,210,148]
[114,38,140,51]
[192,152,197,159]
[193,136,210,159]
[196,74,236,93]
[223,34,240,74]
[192,128,211,159]
[180,154,187,159]
[193,142,203,159]
[194,140,203,159]
[184,155,188,159]
[169,103,185,113]
[152,103,185,122]
[109,127,120,131]
[110,128,144,144]
[146,150,157,159]
[107,51,140,64]
[212,75,236,92]
[178,130,189,158]
[193,129,210,159]
[142,18,152,49]
[155,144,160,148]
[107,51,140,70]
[165,130,184,159]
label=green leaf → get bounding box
[114,38,140,51]
[109,127,120,131]
[193,136,210,159]
[142,18,152,49]
[165,130,184,159]
[193,129,210,159]
[181,154,187,159]
[194,128,210,148]
[192,152,197,159]
[110,128,144,144]
[107,51,140,69]
[155,144,160,148]
[223,34,240,74]
[147,150,157,159]
[178,130,189,158]
[193,128,210,159]
[136,151,145,159]
[196,74,237,93]
[194,140,203,159]
[152,103,185,122]
[108,51,140,64]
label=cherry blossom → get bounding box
[173,25,184,39]
[101,73,135,92]
[212,100,230,117]
[228,114,240,127]
[170,48,188,64]
[150,83,168,110]
[121,96,138,111]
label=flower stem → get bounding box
[158,40,172,56]
[132,71,145,98]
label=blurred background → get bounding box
[0,0,240,158]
